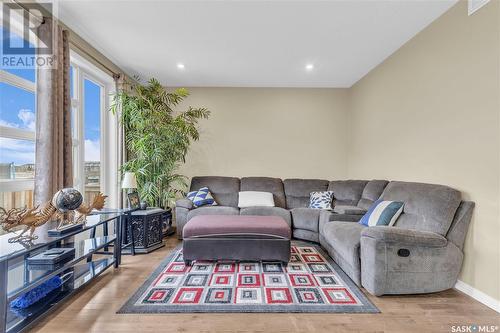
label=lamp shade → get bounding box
[121,172,138,189]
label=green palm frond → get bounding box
[111,78,210,208]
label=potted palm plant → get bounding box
[111,78,210,209]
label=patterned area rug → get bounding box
[118,241,379,313]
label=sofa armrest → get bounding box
[175,202,192,239]
[361,226,447,248]
[318,210,334,231]
[360,226,459,296]
[176,198,194,210]
[333,205,367,215]
[329,214,362,222]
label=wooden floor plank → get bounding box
[29,238,499,333]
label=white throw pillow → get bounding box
[238,191,275,208]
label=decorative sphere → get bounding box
[52,188,83,212]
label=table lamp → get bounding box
[121,172,137,193]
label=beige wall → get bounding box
[348,0,500,302]
[173,1,499,304]
[176,88,350,180]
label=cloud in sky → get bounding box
[0,109,35,131]
[0,137,35,165]
[1,109,102,164]
[17,109,36,131]
[0,110,36,165]
[85,139,100,162]
[0,119,17,128]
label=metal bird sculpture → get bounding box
[0,192,107,243]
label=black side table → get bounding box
[124,208,171,254]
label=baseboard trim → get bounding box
[454,280,500,313]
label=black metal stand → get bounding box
[121,211,136,256]
[0,261,7,333]
[0,214,121,333]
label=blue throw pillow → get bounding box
[359,199,404,227]
[309,191,334,209]
[186,187,218,208]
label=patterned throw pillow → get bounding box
[359,199,404,227]
[186,187,218,208]
[309,191,334,209]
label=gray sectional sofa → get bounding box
[175,176,474,296]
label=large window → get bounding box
[0,26,36,211]
[70,52,117,206]
[1,25,119,215]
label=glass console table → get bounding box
[0,213,122,333]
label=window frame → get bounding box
[1,18,37,201]
[0,26,119,207]
[0,69,36,194]
[70,50,118,207]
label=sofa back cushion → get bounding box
[328,180,368,206]
[283,179,329,209]
[380,181,461,235]
[190,176,240,207]
[357,180,389,210]
[240,177,286,208]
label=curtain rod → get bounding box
[69,40,120,80]
[9,0,121,80]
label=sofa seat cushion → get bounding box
[321,221,364,272]
[291,208,320,232]
[293,229,319,243]
[332,205,366,215]
[187,206,239,220]
[239,206,291,227]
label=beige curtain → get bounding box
[34,18,72,206]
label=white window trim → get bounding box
[0,69,35,92]
[0,126,34,141]
[0,69,36,141]
[0,14,38,195]
[0,69,36,193]
[70,50,119,208]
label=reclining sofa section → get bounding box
[175,176,474,296]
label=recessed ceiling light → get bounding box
[177,63,185,70]
[305,64,314,71]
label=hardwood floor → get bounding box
[30,237,499,333]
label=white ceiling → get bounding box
[57,0,457,88]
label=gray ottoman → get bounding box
[182,215,291,265]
